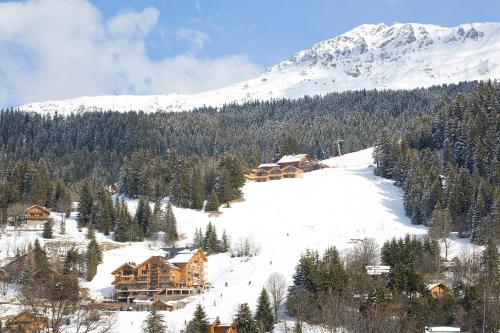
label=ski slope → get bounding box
[94,148,431,331]
[0,148,477,332]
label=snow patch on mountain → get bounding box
[18,22,500,115]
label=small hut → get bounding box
[427,283,449,298]
[24,205,51,229]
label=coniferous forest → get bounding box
[1,81,498,241]
[0,78,498,332]
[374,81,499,245]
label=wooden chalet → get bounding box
[427,283,450,299]
[276,154,313,169]
[210,317,237,333]
[5,310,48,333]
[282,165,303,178]
[24,205,51,229]
[112,248,207,302]
[244,169,269,182]
[268,167,283,180]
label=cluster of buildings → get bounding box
[244,153,321,182]
[111,247,207,303]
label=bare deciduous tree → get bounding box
[429,208,453,261]
[266,272,287,322]
[21,271,114,333]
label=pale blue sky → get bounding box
[93,0,500,66]
[0,0,498,107]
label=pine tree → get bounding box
[42,220,53,239]
[186,304,209,333]
[480,238,499,293]
[221,230,230,252]
[64,248,82,274]
[190,160,205,210]
[136,197,151,238]
[95,189,114,236]
[193,228,204,248]
[149,199,162,236]
[86,231,102,281]
[255,288,274,333]
[278,135,299,157]
[52,180,72,216]
[143,307,167,333]
[113,199,128,242]
[235,303,258,333]
[32,160,51,206]
[216,167,232,207]
[77,181,94,228]
[33,239,49,276]
[164,202,178,245]
[470,190,486,243]
[204,222,219,255]
[317,246,347,295]
[205,191,220,212]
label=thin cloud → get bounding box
[176,27,211,51]
[194,0,202,13]
[0,0,262,107]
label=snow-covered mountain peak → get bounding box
[273,22,492,74]
[18,22,500,115]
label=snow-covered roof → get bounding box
[365,265,390,275]
[24,204,50,214]
[277,154,309,164]
[426,283,448,290]
[167,249,199,264]
[133,299,152,304]
[258,163,279,168]
[424,327,461,333]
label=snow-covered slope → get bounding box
[0,148,479,332]
[18,22,500,115]
[93,148,435,331]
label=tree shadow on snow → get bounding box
[342,167,427,233]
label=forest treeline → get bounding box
[0,81,477,186]
[374,81,499,245]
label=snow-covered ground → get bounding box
[0,148,480,332]
[93,148,427,331]
[18,22,500,115]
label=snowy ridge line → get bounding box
[17,22,500,115]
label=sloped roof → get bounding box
[111,262,137,274]
[136,256,180,271]
[167,248,206,264]
[277,154,309,164]
[427,283,448,291]
[258,163,279,168]
[24,205,50,214]
[251,168,268,174]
